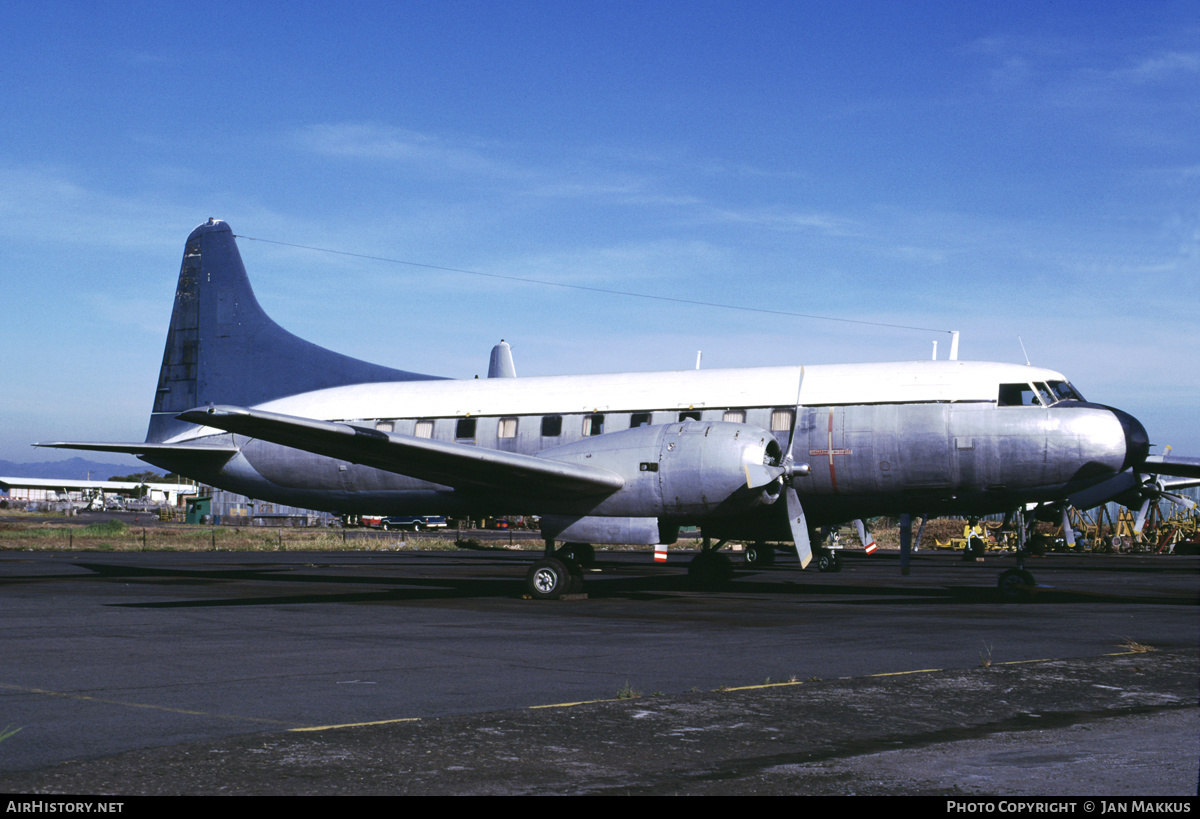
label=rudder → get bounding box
[146,219,442,442]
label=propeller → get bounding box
[782,368,813,568]
[1064,443,1197,537]
[1131,476,1195,534]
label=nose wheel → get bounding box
[997,508,1037,601]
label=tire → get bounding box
[744,543,775,567]
[816,551,835,572]
[997,568,1035,602]
[411,522,423,532]
[527,558,571,600]
[829,550,843,572]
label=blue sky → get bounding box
[2,1,1197,464]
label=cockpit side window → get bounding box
[1034,382,1055,407]
[998,383,1041,407]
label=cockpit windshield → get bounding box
[1046,381,1084,403]
[998,380,1085,407]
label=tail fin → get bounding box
[147,219,442,443]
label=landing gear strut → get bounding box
[815,548,842,572]
[997,510,1037,602]
[689,537,733,589]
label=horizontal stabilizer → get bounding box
[35,441,239,457]
[179,405,624,499]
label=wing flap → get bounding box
[178,405,624,498]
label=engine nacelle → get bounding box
[537,420,781,519]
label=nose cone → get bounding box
[1112,408,1149,472]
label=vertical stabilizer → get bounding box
[147,219,442,442]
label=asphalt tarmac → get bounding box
[0,547,1196,795]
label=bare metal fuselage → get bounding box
[146,387,1135,541]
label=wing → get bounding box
[1143,454,1200,480]
[178,405,624,499]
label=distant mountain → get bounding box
[0,457,165,481]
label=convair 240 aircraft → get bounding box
[41,219,1200,599]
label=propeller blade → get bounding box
[1060,506,1076,549]
[784,366,805,462]
[744,463,785,489]
[854,518,877,554]
[786,488,812,569]
[1160,491,1196,510]
[1134,499,1151,533]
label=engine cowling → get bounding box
[537,420,782,519]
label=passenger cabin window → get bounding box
[456,418,476,440]
[541,415,562,437]
[498,417,518,439]
[723,410,745,423]
[631,412,652,428]
[375,421,394,433]
[583,414,605,436]
[770,409,794,432]
[414,420,434,438]
[679,411,701,422]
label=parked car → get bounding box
[381,515,448,532]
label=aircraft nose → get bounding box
[1112,408,1149,472]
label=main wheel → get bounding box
[997,568,1035,602]
[744,542,775,567]
[816,550,836,572]
[527,558,571,600]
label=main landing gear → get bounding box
[814,548,842,573]
[742,540,776,568]
[525,540,589,599]
[689,539,734,589]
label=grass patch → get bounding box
[81,519,130,537]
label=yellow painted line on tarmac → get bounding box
[994,658,1053,666]
[720,681,804,692]
[1103,650,1157,657]
[530,698,622,709]
[289,717,421,732]
[0,683,291,725]
[867,668,942,677]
